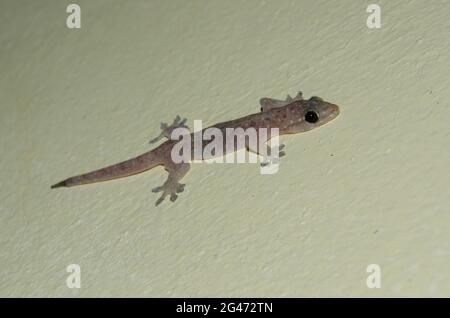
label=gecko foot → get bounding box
[152,181,185,206]
[279,144,286,157]
[260,144,285,166]
[266,143,285,156]
[149,115,188,144]
[284,92,303,103]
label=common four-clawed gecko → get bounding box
[51,92,340,206]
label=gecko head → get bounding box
[285,96,340,133]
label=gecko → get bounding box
[51,92,340,206]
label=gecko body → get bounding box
[51,92,339,205]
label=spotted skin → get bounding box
[51,92,340,206]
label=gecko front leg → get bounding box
[149,115,188,144]
[152,162,190,206]
[246,143,285,167]
[259,91,303,112]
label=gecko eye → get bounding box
[305,111,319,123]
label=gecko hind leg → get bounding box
[152,162,190,206]
[149,115,189,144]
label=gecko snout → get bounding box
[324,102,340,119]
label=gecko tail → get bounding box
[50,148,163,189]
[51,180,68,189]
